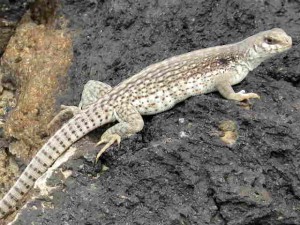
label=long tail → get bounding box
[0,109,105,219]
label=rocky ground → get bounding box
[1,0,300,224]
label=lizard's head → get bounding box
[245,28,292,59]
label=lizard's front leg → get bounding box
[216,79,260,101]
[95,103,144,162]
[48,80,112,128]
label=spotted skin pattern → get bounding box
[0,28,292,219]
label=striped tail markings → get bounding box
[0,109,107,219]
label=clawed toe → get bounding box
[95,134,121,163]
[243,93,260,100]
[236,92,260,101]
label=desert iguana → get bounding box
[0,28,292,219]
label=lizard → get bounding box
[0,28,292,220]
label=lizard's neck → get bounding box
[239,43,271,71]
[224,43,265,86]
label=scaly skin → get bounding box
[0,28,292,220]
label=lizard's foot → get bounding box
[231,91,260,101]
[216,81,260,102]
[95,134,121,163]
[47,105,81,129]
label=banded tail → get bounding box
[0,108,109,219]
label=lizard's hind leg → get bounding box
[48,80,112,129]
[78,80,112,109]
[95,103,144,162]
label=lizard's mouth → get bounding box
[273,44,292,54]
[278,45,291,52]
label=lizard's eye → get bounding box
[264,37,276,45]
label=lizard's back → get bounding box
[105,42,245,115]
